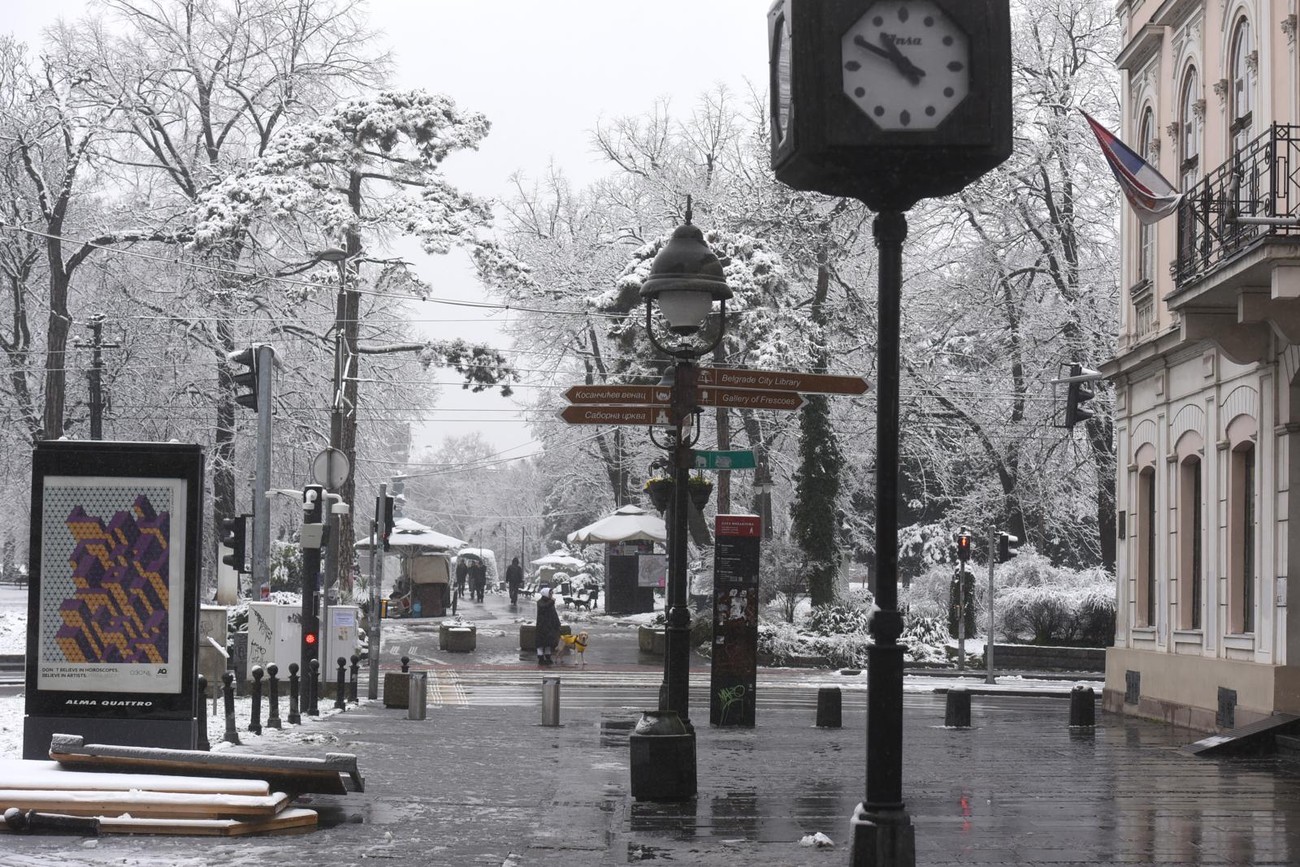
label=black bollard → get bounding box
[1070,684,1096,727]
[308,659,320,716]
[815,687,843,728]
[266,664,282,729]
[287,662,301,725]
[222,671,241,745]
[335,657,347,710]
[401,655,410,674]
[248,666,263,734]
[945,687,972,728]
[196,674,210,751]
[349,654,360,703]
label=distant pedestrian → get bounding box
[471,560,487,602]
[455,557,468,599]
[506,557,524,606]
[535,587,561,666]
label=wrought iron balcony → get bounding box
[1174,124,1300,289]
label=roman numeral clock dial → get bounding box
[841,0,970,131]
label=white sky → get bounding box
[7,0,773,462]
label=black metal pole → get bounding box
[661,358,694,729]
[266,663,282,729]
[852,210,915,865]
[288,662,301,725]
[248,665,263,734]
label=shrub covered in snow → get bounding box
[754,589,948,667]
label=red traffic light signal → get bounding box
[302,614,320,654]
[956,529,972,562]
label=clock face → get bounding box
[840,0,971,131]
[771,8,792,144]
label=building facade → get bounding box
[1104,0,1300,730]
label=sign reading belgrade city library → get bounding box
[557,405,674,426]
[697,367,868,395]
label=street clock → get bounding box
[768,0,1013,211]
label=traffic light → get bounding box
[997,531,1021,563]
[1065,362,1096,429]
[220,515,247,573]
[228,347,258,410]
[381,495,395,550]
[301,614,319,655]
[956,528,972,562]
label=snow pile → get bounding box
[799,831,834,847]
[0,609,25,654]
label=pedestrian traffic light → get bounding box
[956,528,972,562]
[302,614,319,654]
[997,531,1021,563]
[220,515,247,573]
[228,347,258,411]
[381,495,395,550]
[1065,362,1096,429]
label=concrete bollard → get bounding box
[408,671,428,720]
[945,687,972,728]
[815,687,843,728]
[542,676,561,727]
[1070,685,1096,727]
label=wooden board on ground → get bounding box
[0,807,318,837]
[0,759,269,796]
[49,734,364,794]
[0,788,290,819]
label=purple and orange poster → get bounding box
[37,477,186,694]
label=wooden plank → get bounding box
[49,734,363,794]
[0,807,318,837]
[0,788,290,819]
[0,759,268,796]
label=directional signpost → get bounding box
[693,450,757,470]
[564,384,672,405]
[557,405,675,426]
[697,367,869,395]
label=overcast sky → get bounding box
[9,0,772,459]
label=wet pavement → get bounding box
[6,590,1300,865]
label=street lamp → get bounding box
[636,206,731,800]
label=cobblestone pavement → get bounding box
[6,590,1300,865]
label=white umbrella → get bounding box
[567,504,667,545]
[355,516,467,551]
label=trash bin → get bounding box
[408,671,428,720]
[629,709,696,801]
[542,676,560,727]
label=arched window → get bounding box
[1177,450,1203,630]
[1179,67,1200,191]
[1227,414,1257,635]
[1138,106,1156,283]
[1229,16,1255,152]
[1133,441,1158,629]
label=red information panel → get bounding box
[710,514,761,727]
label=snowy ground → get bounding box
[0,583,27,654]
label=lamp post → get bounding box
[635,207,731,800]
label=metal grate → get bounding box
[1125,669,1140,705]
[1217,687,1238,729]
[1174,124,1300,287]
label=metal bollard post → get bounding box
[815,687,843,728]
[408,671,428,720]
[945,687,972,728]
[196,674,210,751]
[335,657,347,710]
[266,664,282,729]
[542,676,560,727]
[308,659,320,716]
[287,663,301,725]
[248,666,263,734]
[401,656,410,673]
[1070,685,1096,727]
[222,671,241,745]
[349,654,360,703]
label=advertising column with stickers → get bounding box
[709,514,761,727]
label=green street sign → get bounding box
[692,450,757,471]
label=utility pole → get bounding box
[77,314,119,440]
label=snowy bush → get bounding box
[754,589,948,667]
[994,549,1115,645]
[900,615,949,663]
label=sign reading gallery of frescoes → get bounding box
[709,514,762,728]
[24,441,204,759]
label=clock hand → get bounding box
[853,33,897,63]
[877,33,926,84]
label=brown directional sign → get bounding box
[563,384,671,405]
[558,404,675,426]
[698,387,805,411]
[697,366,869,395]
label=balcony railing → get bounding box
[1174,124,1300,287]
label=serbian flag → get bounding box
[1082,110,1182,224]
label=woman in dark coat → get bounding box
[535,586,562,666]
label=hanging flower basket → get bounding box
[688,475,713,511]
[644,477,673,513]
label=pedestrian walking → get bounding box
[471,559,487,602]
[455,557,468,599]
[506,557,524,606]
[535,586,561,666]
